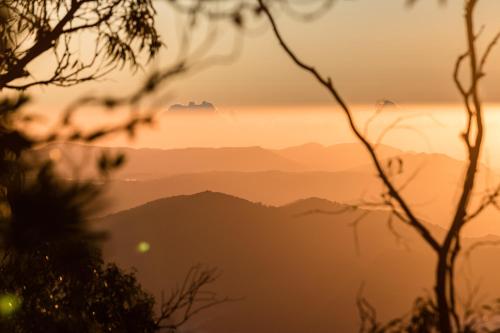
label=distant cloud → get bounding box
[168,101,216,112]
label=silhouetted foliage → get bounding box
[358,294,500,333]
[0,95,155,331]
[0,98,228,331]
[358,295,441,333]
[0,0,160,90]
[0,0,240,330]
[0,255,157,332]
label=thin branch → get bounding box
[479,30,500,75]
[154,265,238,331]
[258,0,439,252]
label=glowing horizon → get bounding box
[27,103,500,171]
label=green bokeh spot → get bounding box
[0,294,21,317]
[137,241,151,253]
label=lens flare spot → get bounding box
[137,241,150,253]
[0,294,21,317]
[49,148,61,161]
[0,202,11,219]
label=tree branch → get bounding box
[258,0,440,252]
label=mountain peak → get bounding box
[280,197,348,216]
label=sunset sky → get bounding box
[7,1,500,331]
[32,0,500,107]
[24,0,500,166]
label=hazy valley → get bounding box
[39,141,500,331]
[42,142,500,236]
[96,191,500,333]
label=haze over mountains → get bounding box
[38,143,303,180]
[273,142,401,172]
[64,141,500,331]
[96,191,500,333]
[38,142,401,180]
[38,142,500,235]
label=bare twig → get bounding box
[258,0,439,253]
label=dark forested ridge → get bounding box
[96,191,500,333]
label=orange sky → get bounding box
[20,1,500,170]
[28,0,500,109]
[37,103,497,170]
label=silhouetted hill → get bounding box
[102,170,377,215]
[280,197,344,215]
[34,142,405,180]
[97,192,432,333]
[36,143,306,180]
[101,161,500,236]
[37,142,500,235]
[96,192,500,333]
